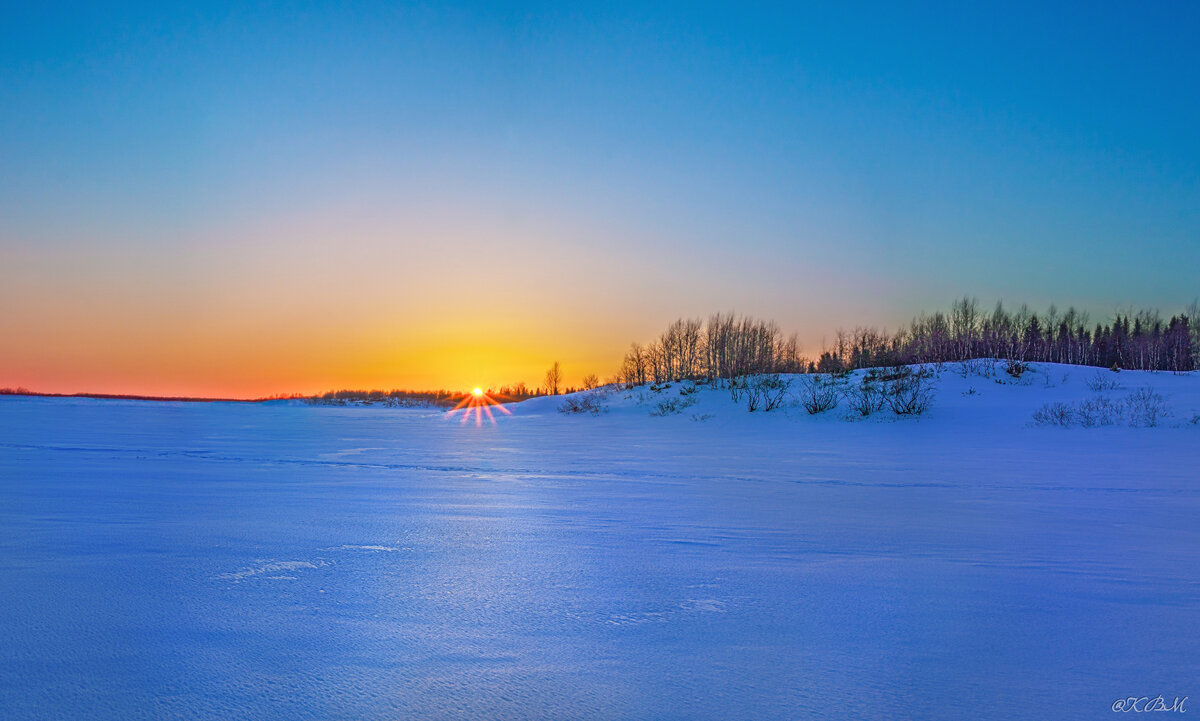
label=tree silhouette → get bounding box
[544,361,563,395]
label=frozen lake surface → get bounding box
[2,364,1198,720]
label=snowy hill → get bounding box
[513,361,1200,429]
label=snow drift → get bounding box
[1,363,1197,720]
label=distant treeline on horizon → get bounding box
[0,385,560,407]
[618,298,1200,385]
[303,387,545,408]
[0,389,276,402]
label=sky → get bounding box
[2,1,1198,397]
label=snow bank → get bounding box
[0,362,1197,720]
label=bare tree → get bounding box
[622,342,648,386]
[544,361,563,396]
[950,296,980,361]
[673,318,704,379]
[778,332,804,373]
[1188,299,1200,368]
[653,318,703,380]
[581,373,599,390]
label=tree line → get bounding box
[620,314,806,385]
[307,384,557,405]
[619,299,1200,384]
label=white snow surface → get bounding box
[1,362,1198,720]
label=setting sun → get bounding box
[447,387,513,427]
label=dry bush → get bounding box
[1032,387,1170,428]
[744,374,792,412]
[1033,402,1074,427]
[1124,387,1168,427]
[1076,396,1120,427]
[799,375,840,414]
[842,375,886,417]
[557,392,607,415]
[883,367,935,416]
[1084,370,1122,393]
[650,394,698,417]
[957,358,995,379]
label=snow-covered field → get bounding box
[1,363,1198,720]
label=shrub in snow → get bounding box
[843,374,886,417]
[649,394,698,417]
[1123,387,1168,427]
[557,393,608,415]
[882,367,935,416]
[1075,396,1120,427]
[744,374,791,412]
[727,376,748,404]
[1005,359,1028,379]
[1085,370,1122,393]
[957,358,995,379]
[1032,387,1170,428]
[1033,402,1074,427]
[799,375,840,414]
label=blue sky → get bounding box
[2,1,1198,394]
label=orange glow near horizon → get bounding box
[0,340,614,400]
[0,222,650,398]
[0,215,865,399]
[0,331,620,399]
[0,246,633,397]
